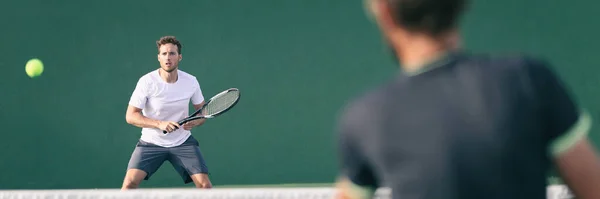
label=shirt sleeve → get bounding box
[527,58,591,156]
[128,78,148,109]
[191,79,205,105]
[336,102,379,189]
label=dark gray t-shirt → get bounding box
[336,52,580,199]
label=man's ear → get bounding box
[377,0,399,31]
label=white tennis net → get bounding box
[0,185,572,199]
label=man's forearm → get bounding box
[335,177,375,199]
[126,112,160,129]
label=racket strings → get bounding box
[202,91,239,116]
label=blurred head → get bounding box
[364,0,468,59]
[156,36,182,73]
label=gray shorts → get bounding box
[126,135,209,184]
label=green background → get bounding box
[0,0,597,189]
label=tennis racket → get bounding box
[163,88,241,134]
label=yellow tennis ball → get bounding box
[25,58,44,78]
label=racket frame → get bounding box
[162,88,240,134]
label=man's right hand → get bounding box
[158,121,180,133]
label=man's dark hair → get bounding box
[388,0,468,36]
[156,36,182,54]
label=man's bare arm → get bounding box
[182,101,206,130]
[193,101,206,125]
[125,105,179,132]
[334,177,375,199]
[193,101,204,113]
[555,137,600,199]
[126,105,160,128]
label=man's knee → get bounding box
[195,182,212,189]
[191,173,212,189]
[121,179,141,190]
[121,169,147,190]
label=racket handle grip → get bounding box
[163,119,189,134]
[162,127,180,134]
[162,120,186,134]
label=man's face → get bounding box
[157,43,181,73]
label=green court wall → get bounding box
[0,0,598,189]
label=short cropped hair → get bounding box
[370,0,468,36]
[156,36,182,54]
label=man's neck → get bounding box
[392,32,459,73]
[159,68,178,83]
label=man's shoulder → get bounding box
[136,69,158,83]
[459,52,550,73]
[339,83,392,124]
[136,69,200,84]
[177,70,198,81]
[350,87,388,108]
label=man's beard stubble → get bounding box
[161,66,177,73]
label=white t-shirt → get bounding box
[128,69,205,147]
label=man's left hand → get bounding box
[182,119,206,130]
